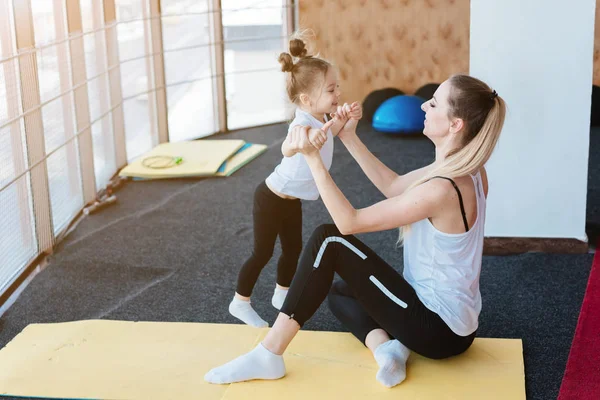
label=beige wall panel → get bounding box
[594,5,600,86]
[298,0,470,101]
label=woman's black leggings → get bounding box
[280,224,476,360]
[236,181,303,297]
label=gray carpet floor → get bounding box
[0,122,598,400]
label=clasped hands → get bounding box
[285,102,362,156]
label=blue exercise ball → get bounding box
[362,87,405,123]
[372,95,425,134]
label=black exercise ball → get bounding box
[414,83,440,101]
[362,88,404,122]
[591,85,600,127]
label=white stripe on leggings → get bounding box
[313,236,367,268]
[369,275,408,309]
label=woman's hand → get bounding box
[336,102,362,140]
[308,125,327,149]
[287,119,335,156]
[328,110,349,137]
[285,125,317,155]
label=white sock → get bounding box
[271,287,288,310]
[373,339,410,388]
[228,297,269,328]
[204,342,286,384]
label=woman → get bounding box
[205,74,506,388]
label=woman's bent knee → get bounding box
[311,224,341,241]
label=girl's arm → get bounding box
[281,133,296,157]
[282,118,329,158]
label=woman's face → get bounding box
[421,80,454,139]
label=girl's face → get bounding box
[302,68,341,118]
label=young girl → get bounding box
[229,35,360,327]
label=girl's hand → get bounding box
[338,102,362,139]
[335,103,352,120]
[328,110,349,138]
[348,101,362,120]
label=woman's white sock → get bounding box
[373,339,410,388]
[204,343,286,384]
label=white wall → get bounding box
[470,0,594,240]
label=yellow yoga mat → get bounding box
[0,320,525,400]
[119,140,246,179]
[215,143,268,177]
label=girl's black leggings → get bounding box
[236,181,303,296]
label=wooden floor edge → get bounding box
[484,237,589,255]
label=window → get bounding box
[0,0,295,299]
[115,0,159,161]
[222,0,290,130]
[0,0,37,294]
[161,0,216,141]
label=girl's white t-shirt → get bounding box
[266,108,334,200]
